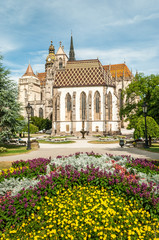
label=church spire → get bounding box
[69,33,75,61]
[23,64,35,77]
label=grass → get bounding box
[0,146,31,156]
[0,143,35,157]
[142,143,159,153]
[49,136,73,138]
[88,140,119,144]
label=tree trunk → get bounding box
[149,136,151,147]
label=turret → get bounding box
[45,41,56,71]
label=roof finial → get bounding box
[51,40,53,45]
[59,41,62,47]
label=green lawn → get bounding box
[144,143,159,153]
[88,140,119,144]
[0,143,34,157]
[0,146,31,156]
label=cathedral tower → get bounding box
[45,41,56,75]
[18,64,40,118]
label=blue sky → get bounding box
[0,0,159,82]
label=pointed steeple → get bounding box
[69,34,75,61]
[23,64,35,77]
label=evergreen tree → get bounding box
[0,55,23,141]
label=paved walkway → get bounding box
[0,139,159,162]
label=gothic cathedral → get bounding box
[18,35,133,136]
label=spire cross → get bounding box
[51,40,53,45]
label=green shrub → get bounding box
[0,147,7,153]
[31,116,52,131]
[22,123,39,134]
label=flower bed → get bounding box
[0,152,159,239]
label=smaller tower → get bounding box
[56,41,68,69]
[23,64,36,77]
[45,41,56,71]
[18,64,40,118]
[68,34,75,61]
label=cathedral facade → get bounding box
[18,36,133,136]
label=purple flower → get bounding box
[24,203,28,208]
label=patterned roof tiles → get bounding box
[37,72,46,86]
[36,62,132,88]
[103,63,132,78]
[54,59,106,88]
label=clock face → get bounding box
[48,58,51,62]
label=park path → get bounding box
[0,139,159,162]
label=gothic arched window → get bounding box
[41,92,43,101]
[118,89,122,120]
[59,58,63,69]
[95,92,100,113]
[50,113,52,122]
[94,91,101,120]
[55,98,57,121]
[39,108,43,118]
[107,92,112,120]
[81,92,86,120]
[67,93,71,112]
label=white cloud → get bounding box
[76,46,158,64]
[103,13,159,27]
[32,64,45,74]
[0,37,20,53]
[29,50,48,64]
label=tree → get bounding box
[134,116,159,146]
[31,116,52,131]
[121,73,159,128]
[0,55,24,141]
[22,123,39,134]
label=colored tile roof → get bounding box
[23,64,36,77]
[36,62,132,87]
[54,59,106,88]
[37,72,46,86]
[103,63,132,78]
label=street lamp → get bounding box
[26,103,32,150]
[142,102,149,148]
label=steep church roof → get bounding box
[103,63,132,78]
[23,64,36,77]
[56,41,66,55]
[54,59,106,88]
